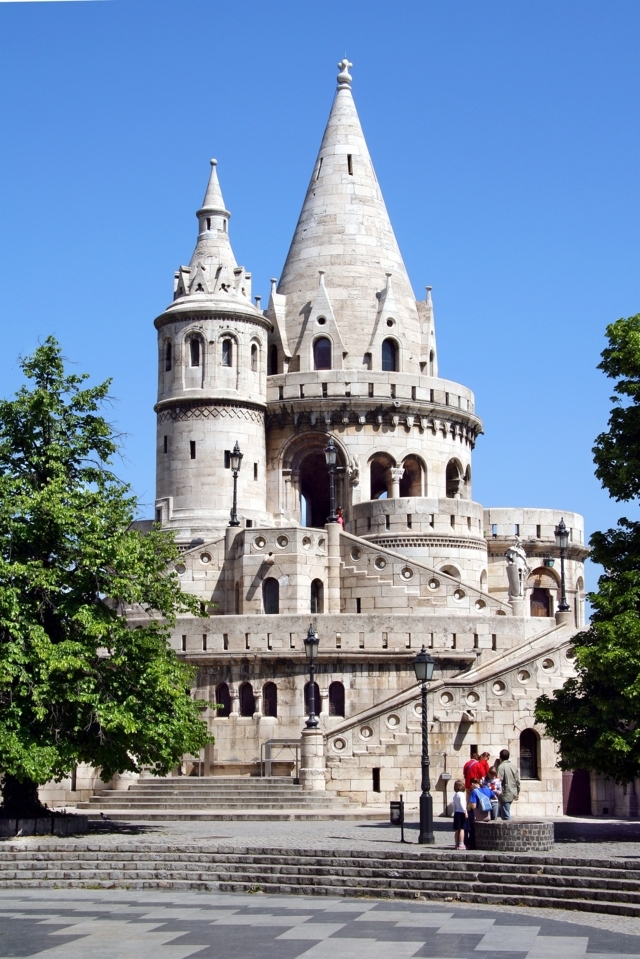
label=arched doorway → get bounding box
[263,682,277,717]
[519,729,539,779]
[262,577,279,614]
[300,451,331,527]
[215,683,231,718]
[310,579,324,614]
[369,453,395,500]
[329,681,345,717]
[528,567,557,617]
[282,435,346,528]
[400,455,424,497]
[239,682,255,717]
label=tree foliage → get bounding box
[536,314,640,783]
[0,338,210,810]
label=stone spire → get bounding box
[277,60,422,372]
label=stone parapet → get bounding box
[475,819,554,852]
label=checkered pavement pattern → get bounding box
[0,890,639,959]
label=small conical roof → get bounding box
[198,158,229,215]
[189,158,237,276]
[277,60,421,370]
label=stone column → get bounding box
[319,686,329,716]
[203,741,215,776]
[510,598,525,617]
[300,728,326,791]
[229,684,239,718]
[253,689,263,720]
[389,467,405,498]
[326,521,341,613]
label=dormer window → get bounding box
[189,337,200,367]
[313,337,332,370]
[382,338,398,372]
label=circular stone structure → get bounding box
[474,820,554,852]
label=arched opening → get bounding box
[400,455,423,497]
[480,570,488,592]
[189,337,201,367]
[239,682,255,717]
[329,681,345,717]
[263,682,277,718]
[446,459,462,498]
[251,343,258,372]
[299,453,331,527]
[369,453,395,500]
[262,577,279,614]
[528,567,557,617]
[215,683,231,718]
[382,338,398,372]
[269,344,278,376]
[310,579,324,614]
[164,341,172,372]
[222,338,233,367]
[304,681,320,716]
[313,337,332,370]
[519,729,539,779]
[440,564,461,581]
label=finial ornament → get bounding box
[210,158,217,167]
[337,58,353,86]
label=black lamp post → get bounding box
[554,518,570,612]
[324,436,338,524]
[228,441,243,527]
[304,623,320,728]
[413,644,436,844]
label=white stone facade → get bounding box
[46,62,589,814]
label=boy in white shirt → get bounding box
[452,778,467,850]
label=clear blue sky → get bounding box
[1,0,638,590]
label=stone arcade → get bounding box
[59,61,590,815]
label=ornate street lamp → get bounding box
[413,644,436,844]
[324,436,338,524]
[554,518,570,612]
[304,623,320,729]
[228,441,243,527]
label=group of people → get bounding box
[452,749,521,850]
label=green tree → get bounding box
[0,338,210,816]
[536,313,640,783]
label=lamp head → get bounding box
[413,645,435,683]
[229,440,243,472]
[554,517,569,550]
[304,623,319,661]
[324,436,338,468]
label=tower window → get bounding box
[206,217,211,230]
[316,157,323,180]
[224,450,231,468]
[163,435,168,454]
[190,441,196,459]
[382,338,398,372]
[181,635,187,652]
[165,341,172,372]
[251,343,258,372]
[222,338,233,367]
[254,462,258,480]
[313,337,332,370]
[269,344,278,375]
[189,337,200,367]
[347,154,353,175]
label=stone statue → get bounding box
[505,537,531,600]
[347,453,360,487]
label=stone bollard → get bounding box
[300,728,326,791]
[475,819,554,852]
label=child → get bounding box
[452,778,467,850]
[486,766,502,821]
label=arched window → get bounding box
[251,343,258,372]
[440,564,461,580]
[329,681,345,717]
[382,338,398,372]
[313,337,332,370]
[369,453,395,500]
[519,729,539,779]
[575,576,585,627]
[239,682,255,717]
[215,683,231,718]
[165,341,172,372]
[269,344,278,376]
[222,338,233,367]
[189,337,200,367]
[304,681,320,715]
[262,577,279,614]
[263,682,277,718]
[528,567,557,617]
[446,460,462,498]
[310,579,324,614]
[480,570,488,592]
[400,456,423,497]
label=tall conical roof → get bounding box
[189,158,236,275]
[277,60,422,371]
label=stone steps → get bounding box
[1,845,640,915]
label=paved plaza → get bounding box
[1,887,640,959]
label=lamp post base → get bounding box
[418,793,435,844]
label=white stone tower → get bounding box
[154,160,271,546]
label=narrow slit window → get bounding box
[251,343,258,372]
[316,157,323,180]
[254,462,258,480]
[222,339,233,367]
[190,337,200,367]
[163,435,168,454]
[536,525,541,538]
[224,450,231,468]
[347,154,353,175]
[190,440,196,460]
[165,341,172,372]
[372,768,381,792]
[356,598,362,614]
[206,217,211,230]
[202,634,207,651]
[181,635,187,652]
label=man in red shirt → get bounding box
[464,753,485,791]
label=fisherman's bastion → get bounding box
[53,61,591,819]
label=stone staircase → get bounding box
[1,843,640,915]
[75,776,373,821]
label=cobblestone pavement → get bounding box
[1,888,640,959]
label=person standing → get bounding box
[452,779,467,850]
[496,748,520,820]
